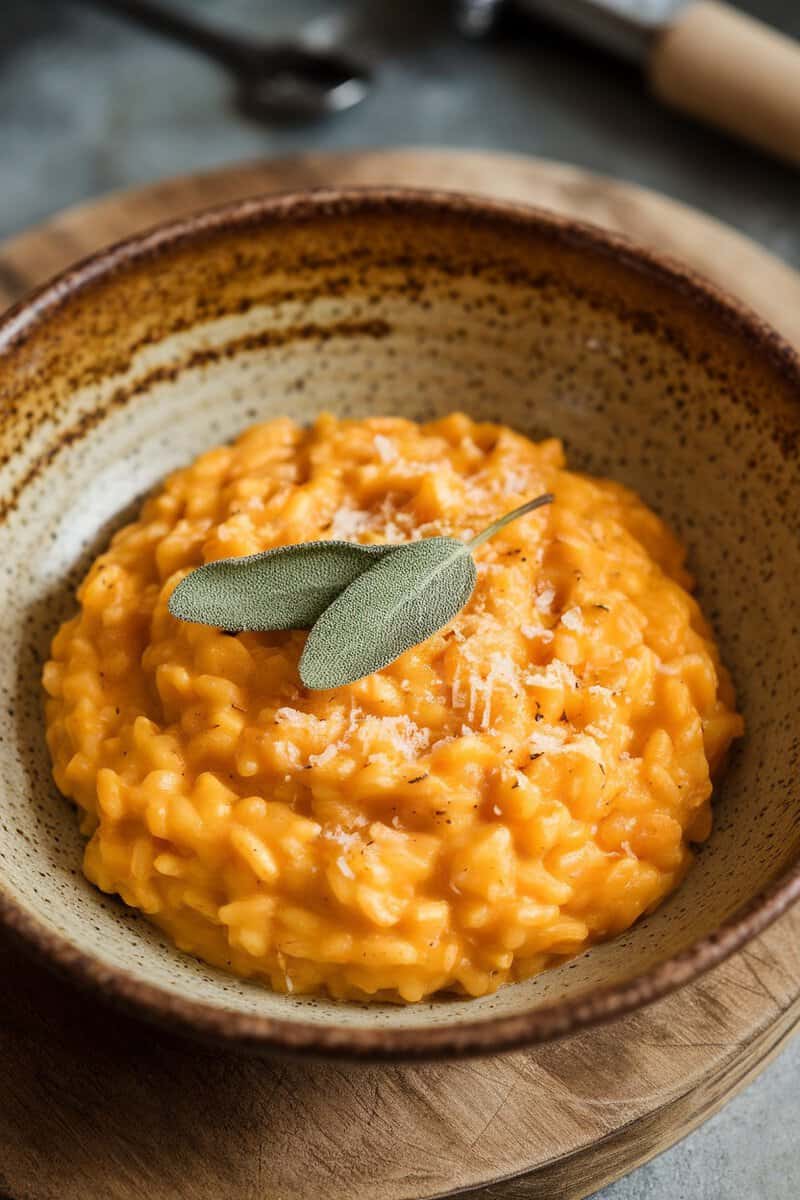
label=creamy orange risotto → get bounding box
[43,413,743,1002]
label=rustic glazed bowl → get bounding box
[1,190,799,1060]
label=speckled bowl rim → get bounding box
[1,187,799,1061]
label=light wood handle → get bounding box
[649,1,800,165]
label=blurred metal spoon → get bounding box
[76,0,372,120]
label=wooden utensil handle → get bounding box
[649,0,800,166]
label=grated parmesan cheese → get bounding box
[330,505,373,540]
[528,725,569,754]
[525,659,580,691]
[356,714,430,760]
[274,706,306,725]
[561,607,584,632]
[306,705,364,769]
[565,737,605,765]
[373,434,397,462]
[535,585,556,613]
[463,652,522,730]
[274,741,302,767]
[497,469,532,497]
[308,743,340,768]
[528,723,605,765]
[336,856,355,880]
[323,826,360,849]
[520,623,554,643]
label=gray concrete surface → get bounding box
[0,2,798,1197]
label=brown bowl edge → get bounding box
[1,186,799,1060]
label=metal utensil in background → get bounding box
[74,0,372,120]
[457,0,800,166]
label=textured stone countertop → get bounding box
[0,2,798,1198]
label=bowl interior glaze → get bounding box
[0,191,799,1058]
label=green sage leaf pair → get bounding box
[168,493,554,689]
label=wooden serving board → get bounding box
[2,150,799,1200]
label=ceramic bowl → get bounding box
[1,190,799,1060]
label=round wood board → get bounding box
[1,150,799,1200]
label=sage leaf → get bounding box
[168,541,392,632]
[300,537,477,689]
[299,493,554,689]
